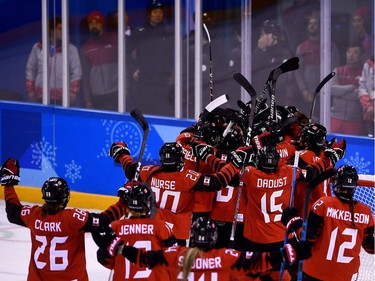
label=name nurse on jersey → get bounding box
[326,207,370,224]
[151,177,176,189]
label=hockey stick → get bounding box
[296,168,335,281]
[279,151,300,280]
[309,72,335,123]
[233,72,258,116]
[203,23,214,102]
[130,108,149,181]
[266,57,300,121]
[229,73,258,248]
[200,94,229,123]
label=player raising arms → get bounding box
[1,158,127,281]
[107,216,310,281]
[109,141,240,246]
[283,165,374,281]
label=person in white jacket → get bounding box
[25,16,82,106]
[358,55,374,137]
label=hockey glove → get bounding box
[251,131,272,151]
[1,158,20,186]
[324,139,346,165]
[191,142,214,162]
[282,241,312,266]
[281,207,299,227]
[230,146,254,168]
[109,141,130,163]
[231,251,260,271]
[107,236,124,257]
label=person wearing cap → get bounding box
[251,19,293,105]
[351,6,372,63]
[129,0,174,117]
[25,16,82,106]
[80,10,118,111]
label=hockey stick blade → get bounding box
[237,100,251,114]
[272,56,300,80]
[130,108,149,181]
[309,72,336,122]
[233,72,257,98]
[130,108,149,132]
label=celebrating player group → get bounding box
[1,61,374,281]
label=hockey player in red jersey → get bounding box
[194,142,335,281]
[1,158,128,281]
[107,216,310,281]
[283,165,374,281]
[292,123,346,215]
[96,181,176,281]
[109,141,240,245]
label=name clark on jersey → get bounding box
[326,207,370,224]
[35,219,62,232]
[151,177,176,190]
[257,177,287,189]
[178,256,222,269]
[119,224,154,235]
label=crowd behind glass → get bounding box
[0,0,373,137]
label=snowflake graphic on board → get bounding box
[64,160,82,183]
[30,137,57,170]
[343,152,371,174]
[97,119,152,161]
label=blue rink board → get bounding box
[1,102,374,205]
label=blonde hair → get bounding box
[182,247,203,280]
[41,203,64,217]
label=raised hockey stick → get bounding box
[279,151,300,280]
[309,72,335,123]
[200,94,229,123]
[266,57,300,121]
[203,23,214,101]
[229,73,258,248]
[130,108,149,181]
[296,168,335,281]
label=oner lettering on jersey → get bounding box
[303,196,374,281]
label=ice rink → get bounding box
[0,199,112,281]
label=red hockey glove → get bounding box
[191,141,214,162]
[252,131,272,150]
[109,141,130,163]
[282,241,312,266]
[324,139,346,165]
[1,158,20,186]
[230,146,254,168]
[107,236,124,257]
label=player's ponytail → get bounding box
[182,248,202,280]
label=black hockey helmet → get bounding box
[217,108,246,150]
[332,165,358,201]
[255,145,280,173]
[41,177,70,207]
[189,216,218,249]
[299,123,327,149]
[122,181,154,213]
[159,142,185,171]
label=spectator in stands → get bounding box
[294,15,340,121]
[331,43,367,136]
[129,0,174,117]
[25,16,82,106]
[251,19,294,105]
[281,0,320,51]
[351,6,372,63]
[358,55,374,137]
[80,11,118,111]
